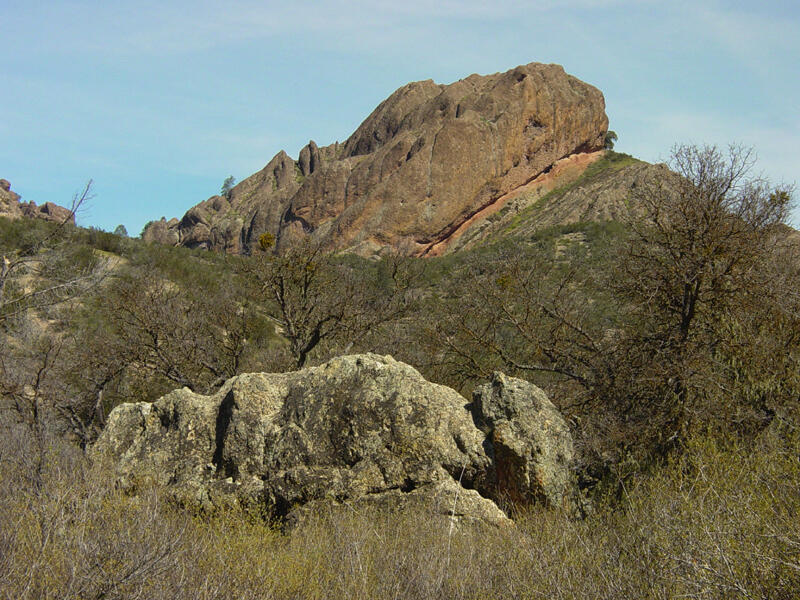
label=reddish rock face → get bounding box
[144,62,608,256]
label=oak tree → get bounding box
[246,234,418,368]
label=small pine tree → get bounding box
[604,131,618,150]
[113,224,128,237]
[221,176,236,199]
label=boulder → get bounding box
[473,372,582,515]
[288,478,509,528]
[35,201,74,223]
[93,354,581,526]
[0,180,22,217]
[143,62,608,256]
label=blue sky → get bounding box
[2,0,798,234]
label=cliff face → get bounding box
[144,62,609,256]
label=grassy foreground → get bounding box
[1,426,797,600]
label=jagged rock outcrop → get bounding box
[1,179,19,202]
[93,354,581,526]
[143,62,608,256]
[141,217,180,245]
[0,179,75,225]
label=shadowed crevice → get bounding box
[212,390,237,477]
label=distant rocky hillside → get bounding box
[143,62,610,256]
[0,179,74,224]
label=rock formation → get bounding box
[143,62,608,256]
[93,354,582,526]
[472,372,580,512]
[0,179,75,225]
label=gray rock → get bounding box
[94,355,496,520]
[288,478,509,529]
[472,372,583,515]
[141,217,180,246]
[94,354,581,525]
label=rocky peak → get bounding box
[342,79,443,158]
[143,62,608,256]
[298,140,321,176]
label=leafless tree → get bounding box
[420,244,615,402]
[245,235,419,368]
[0,181,113,446]
[611,144,794,442]
[92,267,255,396]
[423,144,797,464]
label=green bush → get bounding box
[80,226,125,254]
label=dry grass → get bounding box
[1,423,798,599]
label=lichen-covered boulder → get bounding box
[94,355,582,525]
[288,478,508,528]
[472,372,582,515]
[94,354,498,524]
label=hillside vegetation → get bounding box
[1,144,799,599]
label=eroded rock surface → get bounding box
[473,372,582,515]
[143,62,608,256]
[93,354,581,526]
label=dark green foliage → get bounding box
[80,226,127,255]
[0,215,58,251]
[604,130,618,150]
[221,175,236,198]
